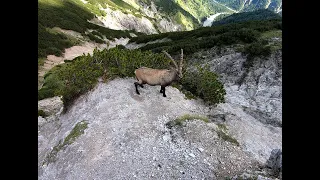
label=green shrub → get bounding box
[115,45,126,49]
[39,47,227,111]
[242,40,272,68]
[87,32,105,43]
[91,30,104,39]
[180,65,226,105]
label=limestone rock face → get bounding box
[38,96,63,117]
[189,46,282,163]
[38,78,262,179]
[266,149,282,177]
[97,7,158,34]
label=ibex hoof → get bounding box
[160,90,163,93]
[163,94,167,97]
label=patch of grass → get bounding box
[215,122,239,146]
[43,120,88,165]
[166,114,209,128]
[38,110,47,117]
[217,123,228,132]
[216,128,239,146]
[43,139,64,165]
[63,120,89,145]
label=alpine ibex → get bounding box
[134,49,184,97]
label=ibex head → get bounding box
[134,49,184,97]
[162,49,184,79]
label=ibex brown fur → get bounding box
[134,49,184,97]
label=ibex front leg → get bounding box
[161,86,166,97]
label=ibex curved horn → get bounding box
[179,49,183,73]
[162,50,179,69]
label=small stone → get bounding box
[198,147,204,152]
[162,135,170,141]
[189,153,196,158]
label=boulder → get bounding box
[266,149,282,177]
[38,96,63,117]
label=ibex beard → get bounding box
[134,49,184,97]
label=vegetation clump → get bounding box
[216,123,239,146]
[165,114,209,129]
[129,18,281,56]
[38,0,142,58]
[38,110,47,118]
[180,65,226,105]
[39,47,227,111]
[43,120,89,165]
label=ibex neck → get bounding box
[167,69,179,81]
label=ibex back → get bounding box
[134,49,184,97]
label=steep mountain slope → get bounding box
[38,0,282,58]
[38,76,281,179]
[38,15,282,179]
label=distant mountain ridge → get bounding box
[211,9,281,26]
[213,0,282,13]
[38,0,282,60]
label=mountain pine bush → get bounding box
[39,47,226,110]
